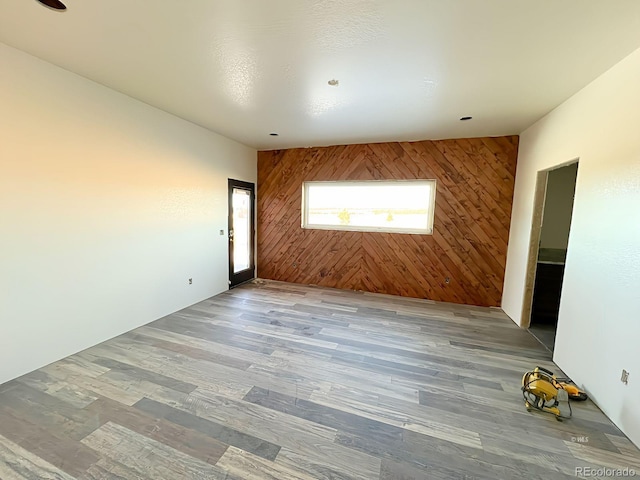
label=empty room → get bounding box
[1,1,639,479]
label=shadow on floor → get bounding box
[528,322,556,352]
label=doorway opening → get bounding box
[522,161,578,352]
[228,179,255,288]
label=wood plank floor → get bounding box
[1,280,638,479]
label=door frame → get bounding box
[520,159,578,328]
[228,178,256,288]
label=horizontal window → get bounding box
[301,180,436,234]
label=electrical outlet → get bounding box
[188,278,193,285]
[219,229,224,235]
[621,369,630,385]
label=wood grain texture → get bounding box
[0,433,77,480]
[0,280,638,479]
[257,136,519,306]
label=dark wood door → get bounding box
[228,179,255,288]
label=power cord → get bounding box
[521,371,573,419]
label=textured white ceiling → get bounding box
[1,0,640,150]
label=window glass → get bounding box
[302,180,436,234]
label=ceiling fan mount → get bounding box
[36,0,67,11]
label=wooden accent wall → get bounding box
[257,137,518,307]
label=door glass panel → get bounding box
[232,188,251,273]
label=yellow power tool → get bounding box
[521,367,587,421]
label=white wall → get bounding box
[503,47,640,446]
[539,163,577,250]
[0,43,256,386]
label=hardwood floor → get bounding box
[0,280,638,479]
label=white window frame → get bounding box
[301,180,436,235]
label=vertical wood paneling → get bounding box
[257,136,518,307]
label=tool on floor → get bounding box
[521,366,588,421]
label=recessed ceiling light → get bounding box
[36,0,67,10]
[269,133,279,136]
[460,116,473,121]
[328,79,339,87]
